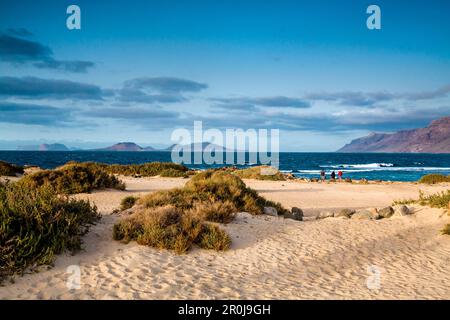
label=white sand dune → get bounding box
[1,177,450,299]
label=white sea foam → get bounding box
[320,163,394,169]
[297,167,450,174]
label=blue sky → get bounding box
[0,0,449,151]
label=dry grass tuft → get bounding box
[114,171,287,253]
[419,174,450,184]
[113,205,230,253]
[0,161,24,176]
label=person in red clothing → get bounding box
[338,170,343,181]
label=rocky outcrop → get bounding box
[317,211,334,219]
[393,205,411,217]
[263,207,278,217]
[351,209,379,220]
[378,206,394,218]
[313,205,412,221]
[335,208,355,218]
[338,116,450,153]
[285,207,303,221]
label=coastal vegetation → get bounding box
[0,183,99,281]
[120,195,138,210]
[113,205,231,253]
[140,170,287,216]
[417,190,450,209]
[418,174,450,184]
[394,190,450,209]
[393,189,450,235]
[113,171,287,253]
[233,166,286,181]
[60,161,190,178]
[0,161,24,177]
[19,163,125,194]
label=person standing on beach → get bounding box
[331,171,336,181]
[320,170,326,182]
[338,170,343,181]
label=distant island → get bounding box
[17,143,71,151]
[94,142,231,152]
[338,116,450,153]
[16,142,231,152]
[94,142,156,152]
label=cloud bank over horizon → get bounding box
[0,0,449,151]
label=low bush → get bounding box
[114,171,287,253]
[0,161,24,176]
[107,162,189,177]
[0,183,100,280]
[113,205,230,253]
[140,170,288,216]
[60,161,189,178]
[233,166,286,181]
[120,195,138,210]
[418,174,450,184]
[418,190,450,209]
[19,164,125,194]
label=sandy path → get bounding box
[1,177,449,299]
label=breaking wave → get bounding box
[320,163,394,169]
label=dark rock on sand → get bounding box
[393,205,411,217]
[285,207,303,221]
[351,209,379,220]
[378,206,394,218]
[335,208,355,218]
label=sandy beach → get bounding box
[1,176,450,299]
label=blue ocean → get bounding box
[1,151,450,182]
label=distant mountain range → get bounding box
[96,142,232,152]
[94,142,156,151]
[338,116,450,153]
[17,143,72,151]
[16,142,231,152]
[20,117,450,154]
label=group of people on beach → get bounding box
[320,170,343,182]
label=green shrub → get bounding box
[114,171,286,253]
[120,195,138,210]
[418,174,450,184]
[232,166,286,181]
[0,161,24,176]
[113,205,230,253]
[418,190,450,208]
[18,164,125,194]
[392,198,417,206]
[0,183,100,280]
[60,161,189,177]
[140,170,288,216]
